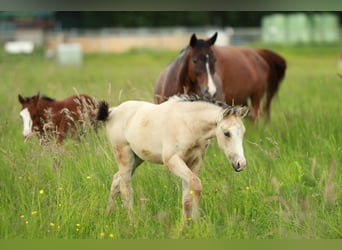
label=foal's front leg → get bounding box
[164,154,202,220]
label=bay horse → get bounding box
[154,32,287,121]
[18,93,98,143]
[96,94,249,220]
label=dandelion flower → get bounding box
[245,186,250,191]
[50,222,55,227]
[39,189,44,195]
[109,233,114,238]
[25,220,29,224]
[31,210,38,216]
[86,176,91,180]
[20,215,25,219]
[76,223,81,227]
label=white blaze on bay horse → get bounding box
[97,95,249,220]
[18,93,98,143]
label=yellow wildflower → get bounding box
[109,233,114,238]
[39,189,44,195]
[31,210,38,215]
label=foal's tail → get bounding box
[257,49,287,98]
[96,101,110,121]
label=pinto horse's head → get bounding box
[181,32,218,97]
[18,93,43,139]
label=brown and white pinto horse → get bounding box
[18,93,98,143]
[154,32,287,121]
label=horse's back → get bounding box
[213,46,269,104]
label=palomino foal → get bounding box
[97,96,249,220]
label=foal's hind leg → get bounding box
[107,172,121,213]
[107,145,143,212]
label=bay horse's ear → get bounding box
[18,94,25,104]
[207,32,218,46]
[190,33,197,47]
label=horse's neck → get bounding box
[177,49,190,93]
[182,103,220,139]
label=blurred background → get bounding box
[0,11,341,63]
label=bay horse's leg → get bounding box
[164,154,202,220]
[263,91,273,122]
[249,91,263,122]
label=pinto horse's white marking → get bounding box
[206,54,217,96]
[97,97,249,220]
[19,108,33,138]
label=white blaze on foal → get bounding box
[19,108,33,138]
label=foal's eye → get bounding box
[224,131,231,138]
[192,58,197,64]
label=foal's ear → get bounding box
[238,106,250,118]
[18,94,25,104]
[207,32,218,46]
[222,107,235,118]
[190,33,197,47]
[222,106,249,118]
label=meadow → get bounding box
[0,43,341,239]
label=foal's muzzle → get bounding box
[232,161,246,172]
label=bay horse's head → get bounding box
[216,106,249,172]
[18,93,53,139]
[180,32,218,97]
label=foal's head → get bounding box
[18,93,54,138]
[216,106,249,172]
[182,32,218,97]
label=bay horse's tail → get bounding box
[96,101,110,121]
[256,49,287,119]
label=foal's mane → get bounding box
[169,92,229,109]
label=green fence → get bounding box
[262,13,340,45]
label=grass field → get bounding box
[0,43,341,239]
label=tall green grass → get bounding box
[0,45,341,239]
